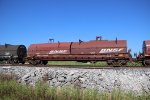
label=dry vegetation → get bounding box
[0,73,150,100]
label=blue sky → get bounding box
[0,0,150,56]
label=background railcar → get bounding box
[137,40,150,66]
[0,44,27,64]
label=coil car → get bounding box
[27,36,131,66]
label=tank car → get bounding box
[27,36,131,66]
[0,44,27,64]
[137,40,150,66]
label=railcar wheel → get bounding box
[6,60,9,64]
[107,60,114,66]
[118,60,127,67]
[29,60,41,65]
[14,59,18,64]
[107,60,122,67]
[42,61,48,65]
[31,60,37,65]
[7,59,14,64]
[21,61,25,64]
[112,61,121,67]
[143,60,150,66]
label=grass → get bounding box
[127,61,143,67]
[0,73,150,100]
[0,60,144,67]
[48,61,144,67]
[48,61,107,67]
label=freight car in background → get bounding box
[27,36,131,66]
[0,44,27,64]
[137,40,150,66]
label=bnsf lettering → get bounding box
[99,48,124,53]
[49,50,67,54]
[146,45,150,47]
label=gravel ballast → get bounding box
[0,66,150,94]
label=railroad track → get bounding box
[0,64,113,69]
[0,64,150,69]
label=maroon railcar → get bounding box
[143,40,150,55]
[138,40,150,66]
[27,37,131,66]
[28,42,71,65]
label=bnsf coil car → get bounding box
[0,44,27,64]
[27,37,131,66]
